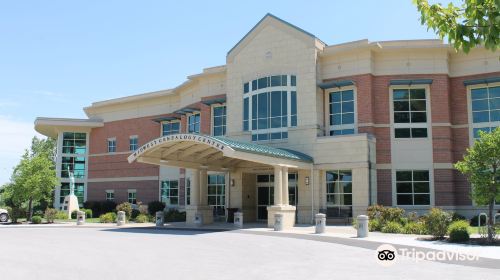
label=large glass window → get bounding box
[129,136,138,151]
[471,86,500,139]
[59,183,85,206]
[185,178,191,206]
[326,170,352,218]
[329,89,355,135]
[396,170,430,205]
[243,75,297,141]
[106,190,114,201]
[212,105,226,136]
[61,156,85,178]
[128,190,137,204]
[393,88,428,138]
[62,132,86,154]
[107,138,116,153]
[161,180,179,205]
[188,113,200,134]
[208,174,225,216]
[162,121,180,136]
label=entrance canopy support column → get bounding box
[273,165,283,206]
[185,167,213,225]
[282,166,289,205]
[267,165,296,229]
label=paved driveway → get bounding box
[0,226,498,280]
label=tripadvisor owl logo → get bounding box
[376,244,397,267]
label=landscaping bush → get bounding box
[55,210,69,220]
[470,214,487,227]
[425,208,452,238]
[84,208,93,219]
[44,208,57,223]
[99,212,117,223]
[448,220,470,243]
[369,219,382,232]
[147,201,166,216]
[31,216,42,224]
[134,214,149,223]
[403,221,427,235]
[381,221,403,233]
[84,200,117,217]
[71,210,78,219]
[451,212,467,221]
[131,209,140,220]
[8,207,25,223]
[164,209,186,222]
[381,207,405,224]
[367,204,385,220]
[116,202,132,219]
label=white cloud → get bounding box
[0,116,42,185]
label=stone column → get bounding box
[282,166,289,205]
[185,167,213,225]
[190,168,200,206]
[273,165,283,206]
[199,167,208,206]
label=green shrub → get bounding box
[116,202,132,219]
[369,219,382,232]
[83,200,117,217]
[367,204,385,220]
[451,212,467,221]
[470,215,487,227]
[71,210,78,219]
[351,219,358,229]
[164,209,186,222]
[381,207,405,224]
[131,209,140,220]
[425,208,452,238]
[31,216,42,224]
[55,210,69,220]
[134,214,149,223]
[407,211,419,222]
[44,208,57,223]
[99,212,117,223]
[8,207,25,223]
[147,201,166,216]
[84,209,92,219]
[403,221,427,235]
[381,221,403,233]
[448,220,470,243]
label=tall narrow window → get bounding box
[61,156,86,178]
[470,85,500,139]
[395,170,430,205]
[208,174,225,216]
[107,138,116,153]
[128,190,137,204]
[329,89,355,135]
[243,74,296,141]
[212,105,226,136]
[161,180,179,205]
[188,113,200,134]
[106,190,114,201]
[326,170,352,217]
[129,136,138,151]
[185,178,191,206]
[162,121,180,136]
[393,88,428,138]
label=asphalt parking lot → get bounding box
[0,226,498,280]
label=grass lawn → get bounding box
[54,218,101,223]
[468,226,500,234]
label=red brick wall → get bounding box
[87,180,159,204]
[377,169,392,206]
[434,169,455,206]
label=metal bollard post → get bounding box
[274,213,284,231]
[76,211,85,225]
[357,215,369,238]
[156,211,164,227]
[117,211,126,226]
[315,213,326,234]
[194,213,203,227]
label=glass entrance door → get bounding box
[256,173,298,221]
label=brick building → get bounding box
[35,14,500,226]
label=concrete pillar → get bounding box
[190,168,200,206]
[273,165,283,206]
[199,167,208,206]
[282,166,289,205]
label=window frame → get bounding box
[160,180,179,206]
[326,86,358,136]
[107,138,116,153]
[467,82,500,145]
[187,112,201,134]
[211,104,227,136]
[389,85,431,140]
[394,169,432,206]
[129,135,138,151]
[105,190,114,201]
[207,173,226,215]
[161,120,181,136]
[127,189,137,205]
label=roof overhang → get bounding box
[128,134,313,170]
[34,117,103,138]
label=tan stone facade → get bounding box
[35,14,500,224]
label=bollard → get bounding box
[315,213,326,234]
[357,215,369,238]
[194,213,203,227]
[76,211,85,225]
[274,213,284,231]
[155,211,164,227]
[234,212,243,228]
[117,211,126,226]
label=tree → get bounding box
[414,0,500,53]
[2,136,58,222]
[455,128,500,243]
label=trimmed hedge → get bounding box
[135,214,150,223]
[44,208,57,223]
[31,216,42,224]
[381,221,403,233]
[448,220,470,243]
[83,201,117,217]
[99,212,117,223]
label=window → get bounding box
[326,170,352,218]
[106,190,114,201]
[59,183,85,206]
[162,121,180,136]
[396,170,430,205]
[188,113,200,134]
[62,132,86,154]
[61,156,85,178]
[160,180,179,205]
[288,173,298,206]
[208,174,225,216]
[212,105,226,136]
[107,138,116,153]
[185,178,191,206]
[128,190,137,204]
[392,88,428,138]
[329,89,355,135]
[129,136,138,151]
[470,85,500,140]
[243,75,297,141]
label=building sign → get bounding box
[128,134,230,163]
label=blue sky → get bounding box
[0,0,442,184]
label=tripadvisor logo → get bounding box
[375,244,479,266]
[376,244,397,267]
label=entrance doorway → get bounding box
[256,173,297,221]
[208,174,226,221]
